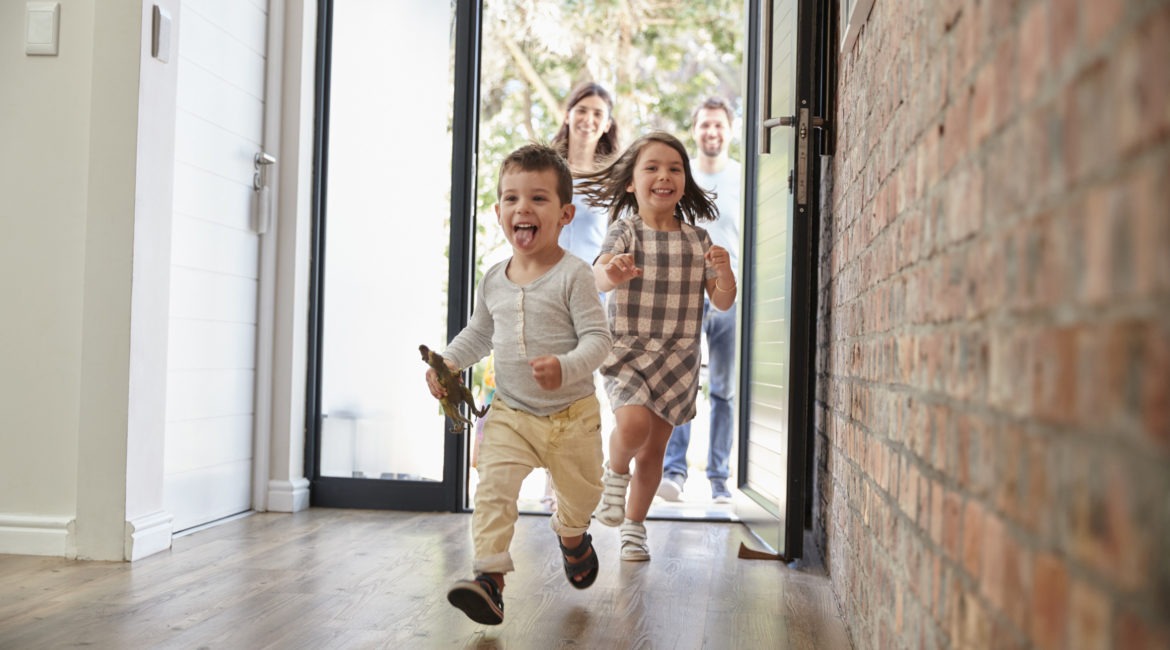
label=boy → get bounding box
[427,144,612,625]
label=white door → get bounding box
[165,0,270,532]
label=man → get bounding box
[657,97,742,504]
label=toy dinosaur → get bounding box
[420,344,489,433]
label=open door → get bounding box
[736,0,824,559]
[306,0,481,511]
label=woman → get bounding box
[541,82,620,513]
[551,82,620,265]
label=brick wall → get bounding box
[815,0,1170,648]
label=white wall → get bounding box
[0,0,315,560]
[0,0,97,555]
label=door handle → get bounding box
[760,115,795,154]
[252,152,276,234]
[761,109,810,205]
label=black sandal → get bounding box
[447,574,504,625]
[559,532,599,589]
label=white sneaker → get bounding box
[656,473,684,502]
[711,478,733,504]
[594,462,630,527]
[619,519,650,561]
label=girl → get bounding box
[582,131,737,561]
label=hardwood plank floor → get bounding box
[0,509,851,649]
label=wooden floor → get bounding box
[0,509,851,649]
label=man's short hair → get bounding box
[496,143,574,205]
[691,96,735,126]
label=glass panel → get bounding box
[743,0,797,554]
[318,1,456,481]
[470,0,748,514]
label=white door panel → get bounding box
[173,164,253,229]
[174,115,260,189]
[184,0,268,52]
[176,62,264,138]
[167,369,256,422]
[164,461,252,532]
[179,9,266,94]
[168,320,257,370]
[170,217,261,277]
[168,268,258,321]
[165,416,254,474]
[166,0,269,532]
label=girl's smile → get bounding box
[626,142,686,224]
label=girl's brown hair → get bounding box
[578,131,718,225]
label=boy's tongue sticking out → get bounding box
[513,224,537,248]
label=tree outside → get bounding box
[474,0,746,274]
[467,1,746,502]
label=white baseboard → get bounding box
[124,510,173,561]
[267,477,310,512]
[0,513,73,557]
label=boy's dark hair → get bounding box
[577,131,718,225]
[496,143,574,205]
[690,96,735,126]
[550,81,621,166]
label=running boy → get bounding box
[427,144,612,625]
[580,131,737,561]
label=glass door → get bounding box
[308,0,481,511]
[737,0,819,559]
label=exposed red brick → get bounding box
[819,3,1170,649]
[1083,0,1125,50]
[979,513,1007,610]
[964,500,982,577]
[1114,608,1170,650]
[1030,326,1079,425]
[1068,578,1111,650]
[1030,551,1070,650]
[1016,0,1048,106]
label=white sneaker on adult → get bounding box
[656,473,684,502]
[710,478,733,504]
[619,519,650,561]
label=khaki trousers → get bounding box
[471,394,604,575]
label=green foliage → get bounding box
[473,0,746,271]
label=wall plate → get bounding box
[26,1,60,56]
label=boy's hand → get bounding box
[529,355,563,390]
[604,253,642,285]
[425,359,460,399]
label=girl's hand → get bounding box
[529,355,563,390]
[705,245,732,278]
[604,253,642,286]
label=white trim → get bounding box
[267,478,310,512]
[0,514,73,557]
[124,510,173,561]
[840,0,876,53]
[251,0,286,514]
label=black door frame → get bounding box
[305,0,482,512]
[304,0,828,528]
[736,0,826,560]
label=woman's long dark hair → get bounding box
[577,131,717,226]
[550,82,620,166]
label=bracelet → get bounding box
[715,278,737,293]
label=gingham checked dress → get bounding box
[599,214,718,426]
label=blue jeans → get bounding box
[663,301,736,481]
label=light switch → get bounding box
[26,2,60,56]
